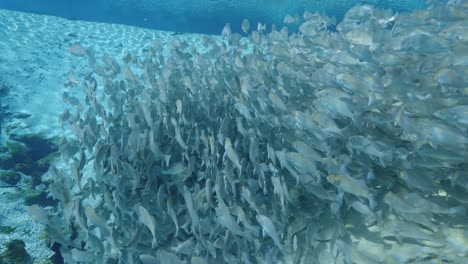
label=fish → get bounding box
[224,137,242,170]
[45,226,81,249]
[27,205,49,225]
[382,218,443,246]
[344,30,377,50]
[157,249,187,264]
[299,18,327,37]
[383,192,424,214]
[123,64,137,82]
[401,32,448,54]
[283,15,297,25]
[268,92,288,112]
[68,43,88,56]
[235,101,253,120]
[303,182,337,201]
[54,2,468,262]
[216,200,250,239]
[271,175,285,210]
[257,22,266,32]
[396,107,468,150]
[242,19,250,33]
[434,105,468,129]
[232,205,258,235]
[102,52,121,73]
[256,214,290,254]
[162,162,187,175]
[183,186,200,233]
[137,205,158,248]
[167,198,180,237]
[139,254,158,264]
[285,151,319,176]
[71,248,93,262]
[346,136,393,167]
[327,174,376,209]
[222,23,231,36]
[84,205,111,234]
[176,99,183,116]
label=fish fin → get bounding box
[429,141,438,149]
[336,192,344,205]
[369,196,377,210]
[152,238,158,248]
[367,169,375,181]
[415,140,425,150]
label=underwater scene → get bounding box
[0,0,467,263]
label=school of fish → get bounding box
[30,1,467,263]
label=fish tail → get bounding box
[151,238,158,248]
[280,243,293,256]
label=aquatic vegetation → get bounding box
[38,231,49,242]
[39,1,468,263]
[0,239,30,264]
[0,141,29,170]
[0,135,57,178]
[0,226,15,235]
[32,259,54,264]
[0,171,21,186]
[9,134,58,170]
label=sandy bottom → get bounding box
[0,9,203,138]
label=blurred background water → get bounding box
[0,0,432,34]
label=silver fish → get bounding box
[137,205,158,248]
[224,137,241,170]
[256,214,290,254]
[242,19,250,33]
[327,174,376,209]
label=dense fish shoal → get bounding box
[31,1,468,263]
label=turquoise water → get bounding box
[0,0,432,34]
[0,1,467,264]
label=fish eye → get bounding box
[435,110,447,117]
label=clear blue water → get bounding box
[0,0,431,34]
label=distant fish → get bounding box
[257,22,266,32]
[242,18,250,33]
[84,205,111,234]
[68,43,87,56]
[327,174,376,209]
[283,15,297,25]
[137,204,158,248]
[139,254,158,264]
[71,248,93,262]
[162,162,187,175]
[224,137,242,170]
[256,214,290,254]
[27,204,49,225]
[222,23,231,36]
